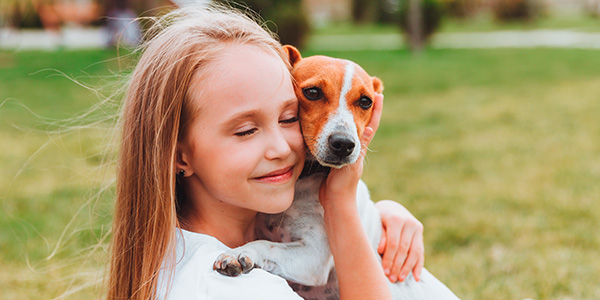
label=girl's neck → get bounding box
[180,198,257,248]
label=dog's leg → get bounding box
[213,237,334,286]
[213,173,335,286]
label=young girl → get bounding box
[107,5,424,300]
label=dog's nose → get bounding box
[328,135,355,158]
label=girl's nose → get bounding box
[264,128,293,160]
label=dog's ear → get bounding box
[283,45,302,66]
[371,76,384,94]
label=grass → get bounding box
[311,13,600,36]
[2,45,600,299]
[440,13,600,33]
[0,49,126,299]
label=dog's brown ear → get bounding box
[372,76,384,93]
[283,45,302,66]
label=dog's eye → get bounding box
[302,87,322,101]
[357,96,373,109]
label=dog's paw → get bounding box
[213,253,256,277]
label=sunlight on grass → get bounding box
[440,13,600,33]
[361,65,600,299]
[310,14,600,36]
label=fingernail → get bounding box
[399,275,406,282]
[389,275,397,282]
[384,268,390,275]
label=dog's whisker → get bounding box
[276,211,287,232]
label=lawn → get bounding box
[2,45,600,299]
[312,14,600,35]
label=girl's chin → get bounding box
[260,199,294,214]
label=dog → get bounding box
[212,45,460,300]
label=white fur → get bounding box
[315,62,361,167]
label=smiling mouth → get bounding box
[254,166,294,183]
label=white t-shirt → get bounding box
[158,229,303,300]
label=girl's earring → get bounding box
[178,170,186,177]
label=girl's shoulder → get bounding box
[160,229,303,300]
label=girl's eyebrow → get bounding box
[220,97,298,128]
[281,97,298,109]
[220,110,258,129]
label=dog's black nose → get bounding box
[328,135,355,158]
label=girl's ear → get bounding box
[176,142,194,177]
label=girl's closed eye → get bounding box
[280,116,299,124]
[235,127,258,137]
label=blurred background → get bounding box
[1,0,600,299]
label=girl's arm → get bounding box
[319,94,392,300]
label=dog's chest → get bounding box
[288,271,340,300]
[256,172,341,299]
[256,173,327,243]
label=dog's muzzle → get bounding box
[328,134,355,158]
[313,131,360,168]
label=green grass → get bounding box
[311,14,600,35]
[0,49,126,300]
[2,47,600,299]
[441,13,600,32]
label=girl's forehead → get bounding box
[187,44,294,119]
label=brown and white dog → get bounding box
[213,46,460,300]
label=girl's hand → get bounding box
[319,93,384,210]
[376,200,424,283]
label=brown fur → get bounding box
[283,45,383,157]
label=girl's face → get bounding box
[177,44,305,216]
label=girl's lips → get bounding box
[254,167,294,183]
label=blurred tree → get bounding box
[440,0,481,18]
[2,0,102,29]
[399,0,443,53]
[585,0,600,17]
[352,0,374,23]
[3,1,44,28]
[221,0,310,49]
[376,0,400,23]
[490,0,542,22]
[352,0,400,24]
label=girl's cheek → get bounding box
[292,131,306,154]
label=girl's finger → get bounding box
[399,248,420,282]
[381,222,403,278]
[359,126,375,159]
[413,253,424,282]
[378,224,387,255]
[359,93,383,156]
[399,229,424,282]
[411,230,425,281]
[389,225,415,281]
[366,93,384,133]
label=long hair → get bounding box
[107,5,289,299]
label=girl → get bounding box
[107,5,424,300]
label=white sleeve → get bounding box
[203,268,303,300]
[164,248,302,300]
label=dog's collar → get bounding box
[299,161,331,178]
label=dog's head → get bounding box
[283,45,383,168]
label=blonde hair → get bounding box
[107,5,289,299]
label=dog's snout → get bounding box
[328,135,355,158]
